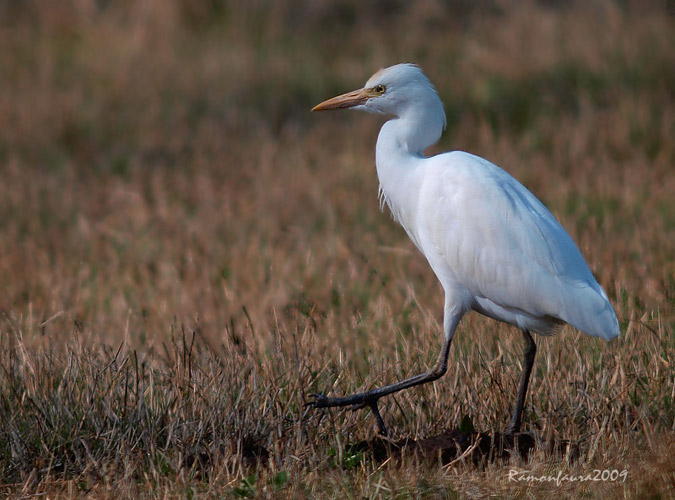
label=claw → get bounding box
[306,393,329,408]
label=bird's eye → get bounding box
[374,84,386,94]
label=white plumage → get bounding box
[310,63,619,435]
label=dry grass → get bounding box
[0,0,673,498]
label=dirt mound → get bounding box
[350,430,578,466]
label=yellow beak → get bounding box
[312,88,374,111]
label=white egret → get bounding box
[309,63,619,436]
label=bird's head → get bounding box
[313,63,444,120]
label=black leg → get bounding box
[506,330,537,434]
[309,334,454,435]
[367,400,388,436]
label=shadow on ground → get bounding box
[183,429,579,475]
[350,430,579,466]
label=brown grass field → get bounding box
[0,1,674,498]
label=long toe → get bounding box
[308,393,329,408]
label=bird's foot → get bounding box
[505,415,523,435]
[306,392,368,409]
[306,393,334,409]
[307,392,389,436]
[504,420,523,436]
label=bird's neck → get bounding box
[377,105,445,158]
[375,103,445,179]
[374,118,425,248]
[374,103,445,239]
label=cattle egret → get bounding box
[309,63,620,436]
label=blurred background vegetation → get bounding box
[1,0,672,348]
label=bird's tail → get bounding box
[560,282,620,340]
